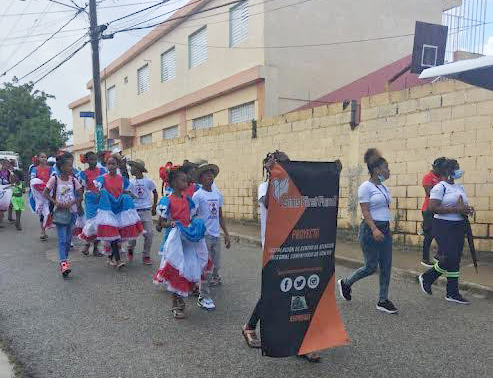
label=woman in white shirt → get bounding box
[418,159,474,304]
[338,149,398,314]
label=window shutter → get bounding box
[192,114,213,130]
[140,134,152,145]
[230,1,248,46]
[107,86,116,109]
[137,64,150,94]
[163,125,179,139]
[229,102,255,123]
[161,47,176,82]
[189,27,208,68]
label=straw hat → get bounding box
[128,159,148,173]
[192,162,219,182]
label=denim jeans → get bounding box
[56,215,75,262]
[344,221,392,301]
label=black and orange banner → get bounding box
[260,161,348,357]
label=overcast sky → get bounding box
[1,0,493,145]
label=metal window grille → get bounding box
[229,102,255,123]
[107,85,116,109]
[161,47,176,82]
[140,133,152,145]
[163,125,179,139]
[137,64,150,94]
[230,1,248,46]
[189,26,207,68]
[192,114,213,130]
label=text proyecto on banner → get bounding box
[260,161,348,357]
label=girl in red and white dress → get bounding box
[30,152,54,240]
[91,156,144,269]
[153,168,209,319]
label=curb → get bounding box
[229,232,493,300]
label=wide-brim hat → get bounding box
[128,159,148,173]
[193,162,219,182]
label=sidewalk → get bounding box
[226,220,493,299]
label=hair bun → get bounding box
[364,148,382,165]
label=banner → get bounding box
[260,161,348,357]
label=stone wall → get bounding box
[124,79,493,250]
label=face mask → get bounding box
[452,169,464,180]
[377,174,387,183]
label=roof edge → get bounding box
[68,95,91,109]
[87,0,213,89]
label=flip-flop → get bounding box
[297,354,321,363]
[242,325,261,348]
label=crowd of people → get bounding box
[0,146,475,363]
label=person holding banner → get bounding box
[241,151,323,363]
[419,159,473,304]
[338,149,398,314]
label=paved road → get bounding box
[0,212,491,378]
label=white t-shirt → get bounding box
[358,180,392,222]
[430,181,468,221]
[129,177,157,210]
[46,176,82,213]
[193,188,224,237]
[258,181,268,248]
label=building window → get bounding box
[107,85,116,109]
[161,47,176,82]
[189,26,207,68]
[137,64,150,94]
[163,125,179,139]
[192,114,213,130]
[230,1,248,47]
[83,117,92,130]
[229,102,255,123]
[140,133,152,145]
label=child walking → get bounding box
[192,162,231,310]
[43,153,83,277]
[92,156,144,269]
[30,152,54,240]
[127,159,158,265]
[153,168,209,319]
[79,152,106,256]
[10,170,25,231]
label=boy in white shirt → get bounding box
[127,159,158,265]
[192,162,231,310]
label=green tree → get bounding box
[0,81,71,169]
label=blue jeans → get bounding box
[56,215,75,262]
[344,221,392,301]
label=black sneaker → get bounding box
[420,260,434,268]
[337,279,351,301]
[445,294,470,305]
[376,299,398,314]
[419,274,432,295]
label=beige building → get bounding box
[70,0,461,154]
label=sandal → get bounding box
[81,247,90,256]
[107,257,117,266]
[116,261,126,269]
[171,306,186,319]
[297,353,321,363]
[242,325,261,348]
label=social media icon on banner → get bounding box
[293,276,306,291]
[307,274,320,289]
[280,277,293,292]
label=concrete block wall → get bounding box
[124,79,493,250]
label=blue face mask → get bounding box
[452,169,464,180]
[377,174,387,183]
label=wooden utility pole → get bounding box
[89,0,105,152]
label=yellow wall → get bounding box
[71,102,93,147]
[124,80,493,251]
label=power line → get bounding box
[107,0,173,25]
[0,0,163,17]
[33,40,90,84]
[0,0,34,48]
[0,31,89,47]
[18,33,89,81]
[1,9,86,77]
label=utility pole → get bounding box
[89,0,105,152]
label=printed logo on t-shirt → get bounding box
[208,200,219,219]
[134,185,146,198]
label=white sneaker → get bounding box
[197,296,216,310]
